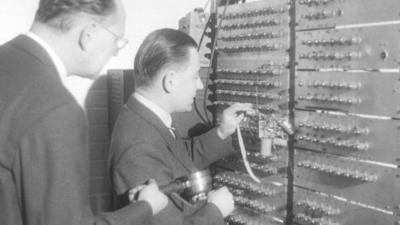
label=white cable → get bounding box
[236,125,261,183]
[203,0,210,12]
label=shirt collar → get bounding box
[25,32,68,83]
[134,92,172,128]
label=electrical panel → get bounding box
[207,0,400,224]
[212,0,291,224]
[294,0,400,224]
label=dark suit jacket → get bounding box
[0,35,152,225]
[108,96,235,225]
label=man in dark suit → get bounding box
[108,28,252,225]
[0,0,168,225]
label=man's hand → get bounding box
[129,179,168,215]
[207,186,234,217]
[217,103,253,140]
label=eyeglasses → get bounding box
[98,24,129,53]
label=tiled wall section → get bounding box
[85,76,112,213]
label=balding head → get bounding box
[34,0,119,32]
[31,0,126,78]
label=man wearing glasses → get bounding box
[0,0,167,225]
[98,23,129,56]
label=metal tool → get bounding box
[160,170,212,203]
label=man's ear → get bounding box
[78,24,95,51]
[162,70,176,93]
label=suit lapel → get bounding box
[126,97,196,172]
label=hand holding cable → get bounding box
[217,103,253,140]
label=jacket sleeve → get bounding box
[111,141,186,225]
[188,128,235,170]
[111,141,226,225]
[17,103,152,225]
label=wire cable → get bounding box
[203,0,211,14]
[192,0,212,124]
[197,0,212,52]
[192,0,213,125]
[237,125,261,183]
[202,0,231,124]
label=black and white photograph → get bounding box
[1,0,399,225]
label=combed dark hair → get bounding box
[35,0,116,31]
[133,28,198,88]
